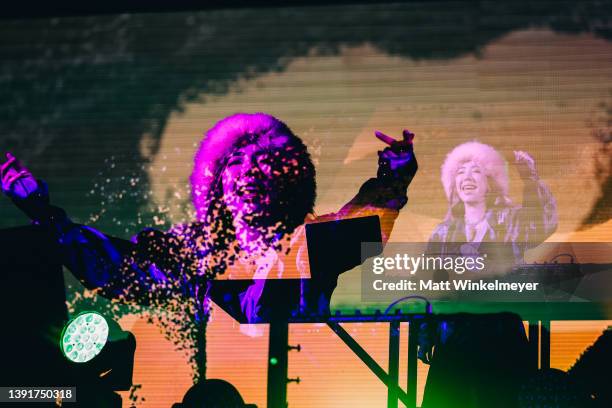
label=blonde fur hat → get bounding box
[440,140,509,203]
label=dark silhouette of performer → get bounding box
[1,113,417,317]
[1,113,418,382]
[567,326,612,407]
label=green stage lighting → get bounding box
[60,311,109,363]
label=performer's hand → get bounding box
[375,129,418,184]
[1,152,52,223]
[1,153,40,199]
[417,321,435,364]
[513,150,538,179]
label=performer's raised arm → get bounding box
[333,129,417,243]
[511,150,558,246]
[0,152,179,303]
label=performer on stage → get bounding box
[1,113,418,323]
[420,141,558,408]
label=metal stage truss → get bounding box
[223,308,586,408]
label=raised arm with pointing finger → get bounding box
[331,129,417,242]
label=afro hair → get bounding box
[190,112,316,224]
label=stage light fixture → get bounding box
[60,311,109,363]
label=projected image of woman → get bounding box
[0,113,418,322]
[420,141,558,408]
[430,141,557,263]
[1,113,418,388]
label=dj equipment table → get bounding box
[210,279,612,408]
